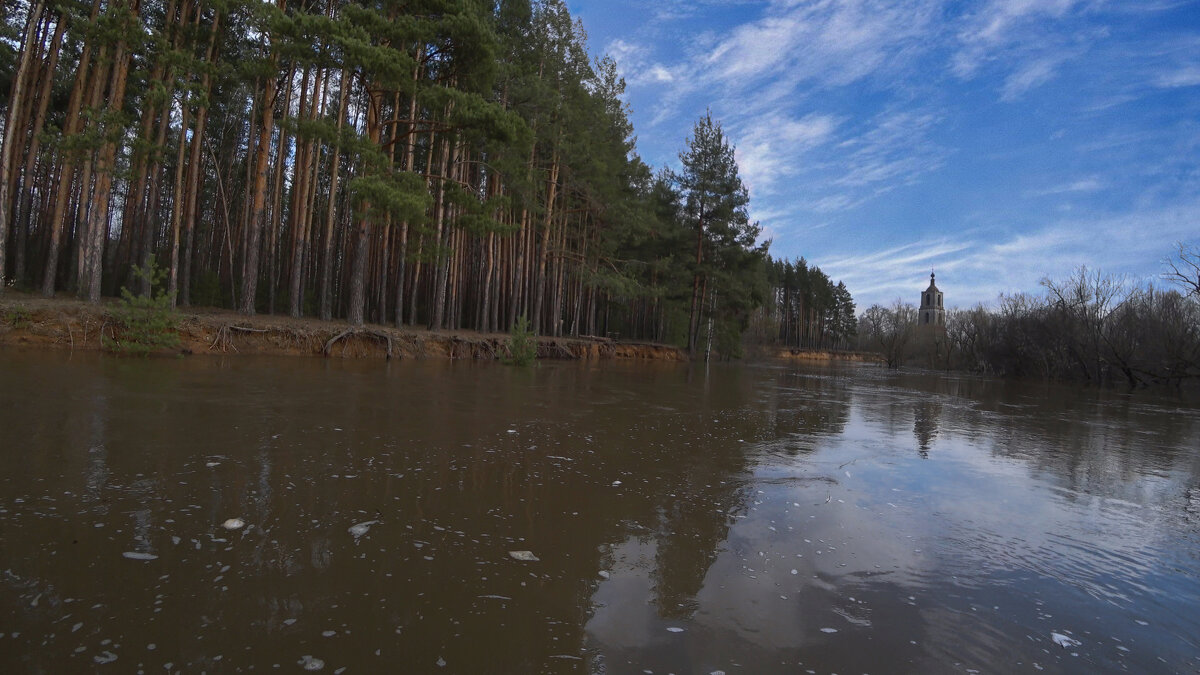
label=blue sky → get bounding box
[564,0,1200,310]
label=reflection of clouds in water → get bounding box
[586,538,661,649]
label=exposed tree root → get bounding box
[324,328,394,359]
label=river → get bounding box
[1,351,1198,673]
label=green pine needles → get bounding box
[505,315,538,367]
[4,305,31,329]
[104,261,181,356]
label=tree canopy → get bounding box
[0,0,852,357]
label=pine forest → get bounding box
[0,0,853,354]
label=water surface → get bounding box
[1,351,1198,673]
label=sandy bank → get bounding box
[776,347,883,363]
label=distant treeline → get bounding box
[1,0,860,355]
[857,253,1200,388]
[748,257,856,353]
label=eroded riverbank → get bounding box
[0,293,686,361]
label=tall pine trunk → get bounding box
[14,10,64,287]
[0,0,47,292]
[347,87,382,326]
[319,68,348,321]
[239,66,278,314]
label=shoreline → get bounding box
[0,292,688,362]
[775,347,883,364]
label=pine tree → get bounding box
[677,111,761,355]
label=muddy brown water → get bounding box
[1,351,1198,673]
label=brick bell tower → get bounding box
[919,272,945,327]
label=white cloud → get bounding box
[582,0,1194,312]
[605,38,646,63]
[819,200,1200,310]
[953,0,1088,78]
[734,113,840,195]
[1024,177,1105,197]
[1155,66,1200,88]
[707,0,940,89]
[1000,56,1065,100]
[646,65,676,83]
[831,108,947,190]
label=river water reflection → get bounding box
[1,351,1198,673]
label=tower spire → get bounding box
[919,272,945,327]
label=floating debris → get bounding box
[666,627,685,633]
[1051,632,1081,649]
[221,518,245,530]
[508,551,539,562]
[348,520,379,540]
[93,651,118,664]
[298,655,324,671]
[122,552,158,561]
[598,570,611,579]
[820,628,838,633]
[436,656,447,667]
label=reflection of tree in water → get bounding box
[914,400,941,458]
[763,371,852,456]
[647,368,852,618]
[649,455,750,619]
[963,383,1200,503]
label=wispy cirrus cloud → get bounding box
[705,0,943,91]
[818,199,1200,309]
[1024,177,1105,197]
[951,0,1091,78]
[832,108,947,189]
[1154,65,1200,89]
[574,0,1197,311]
[734,113,841,195]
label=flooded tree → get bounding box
[921,263,1200,388]
[857,300,916,368]
[1165,242,1200,298]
